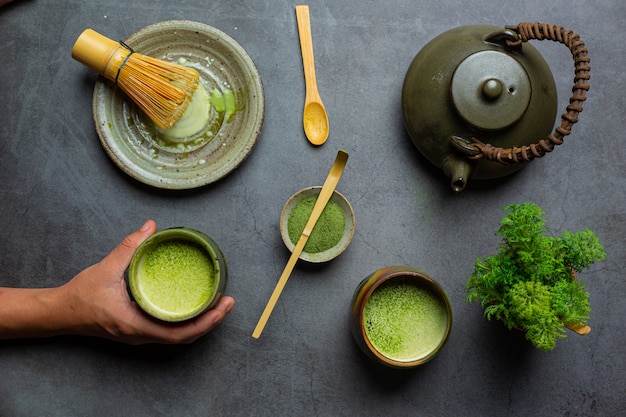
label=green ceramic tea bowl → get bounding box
[350,266,452,368]
[128,227,227,322]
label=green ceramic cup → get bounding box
[129,227,227,322]
[350,266,452,368]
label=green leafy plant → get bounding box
[465,202,606,351]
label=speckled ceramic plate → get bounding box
[92,20,264,189]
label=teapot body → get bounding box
[402,25,558,190]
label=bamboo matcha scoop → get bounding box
[252,150,348,338]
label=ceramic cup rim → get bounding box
[357,267,453,368]
[128,227,225,322]
[279,186,355,263]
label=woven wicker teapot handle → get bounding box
[454,22,590,164]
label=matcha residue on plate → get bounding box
[287,196,345,253]
[363,279,448,361]
[138,240,215,318]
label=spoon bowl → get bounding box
[303,101,329,145]
[296,5,329,145]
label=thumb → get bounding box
[102,220,157,274]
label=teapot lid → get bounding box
[451,50,530,131]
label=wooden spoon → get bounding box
[296,5,329,145]
[252,150,349,338]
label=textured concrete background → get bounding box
[0,0,624,416]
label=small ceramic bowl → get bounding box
[350,266,452,368]
[128,227,227,322]
[280,186,355,263]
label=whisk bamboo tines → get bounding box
[71,28,200,129]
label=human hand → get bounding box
[58,220,235,345]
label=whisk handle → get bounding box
[72,29,128,81]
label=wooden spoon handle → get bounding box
[296,5,319,96]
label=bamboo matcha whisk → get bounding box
[72,28,200,129]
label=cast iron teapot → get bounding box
[402,22,589,191]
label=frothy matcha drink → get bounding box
[363,279,448,361]
[136,239,216,320]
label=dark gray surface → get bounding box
[1,0,624,416]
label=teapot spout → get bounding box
[442,156,472,192]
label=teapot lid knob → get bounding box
[451,50,531,131]
[481,78,503,100]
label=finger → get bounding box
[174,296,236,343]
[136,296,235,344]
[102,220,157,274]
[205,296,236,328]
[214,295,236,316]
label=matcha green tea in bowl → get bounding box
[129,227,227,322]
[280,186,355,263]
[350,266,452,368]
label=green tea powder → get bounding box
[287,196,345,253]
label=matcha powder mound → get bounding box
[287,195,345,253]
